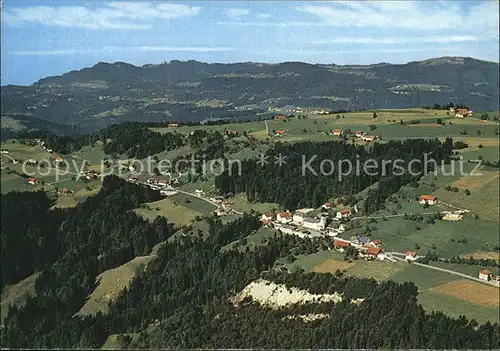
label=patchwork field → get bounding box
[430,280,499,307]
[287,251,499,324]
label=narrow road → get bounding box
[411,261,499,288]
[351,212,439,221]
[174,188,243,215]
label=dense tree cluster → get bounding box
[19,122,184,158]
[216,138,453,213]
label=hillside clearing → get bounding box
[1,273,40,324]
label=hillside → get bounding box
[1,57,498,133]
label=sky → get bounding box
[2,0,499,85]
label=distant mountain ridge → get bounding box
[1,56,498,133]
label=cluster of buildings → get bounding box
[261,205,353,238]
[214,199,235,216]
[329,129,378,142]
[333,238,386,260]
[83,170,101,180]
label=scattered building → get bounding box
[455,109,472,118]
[167,123,179,127]
[321,202,331,210]
[225,130,240,137]
[127,175,139,183]
[274,115,288,120]
[354,131,363,138]
[275,129,287,136]
[27,177,37,185]
[479,269,492,281]
[0,149,9,154]
[405,250,418,261]
[330,129,342,136]
[419,195,438,205]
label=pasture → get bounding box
[135,197,201,227]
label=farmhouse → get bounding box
[455,109,473,118]
[167,123,179,127]
[321,202,330,210]
[334,240,350,250]
[479,269,492,281]
[405,250,417,261]
[225,129,240,137]
[27,177,37,185]
[330,129,342,136]
[274,115,287,120]
[335,209,351,219]
[419,195,438,205]
[275,129,287,136]
[361,247,386,261]
[302,217,326,231]
[354,131,363,137]
[276,211,293,224]
[0,149,9,154]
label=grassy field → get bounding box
[135,197,201,227]
[230,193,278,214]
[77,242,165,317]
[169,193,216,214]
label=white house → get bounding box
[419,195,437,205]
[479,269,492,281]
[405,250,417,261]
[302,216,326,231]
[292,213,304,225]
[321,202,330,210]
[277,211,293,224]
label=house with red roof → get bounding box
[275,129,286,136]
[27,177,37,185]
[274,115,287,120]
[331,129,342,136]
[405,250,418,261]
[321,202,330,210]
[419,195,438,205]
[354,131,363,138]
[335,209,351,219]
[361,247,386,260]
[334,240,350,250]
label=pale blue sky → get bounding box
[2,0,499,85]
